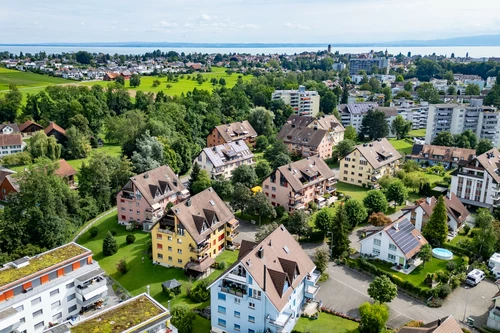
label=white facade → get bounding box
[0,142,25,157]
[272,86,320,117]
[359,227,408,266]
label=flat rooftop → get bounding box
[0,243,89,289]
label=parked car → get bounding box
[465,269,485,287]
[488,253,500,269]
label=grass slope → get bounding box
[294,313,359,333]
[0,67,70,90]
[336,182,370,201]
[388,138,413,155]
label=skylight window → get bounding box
[283,246,290,254]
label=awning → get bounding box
[75,268,105,284]
[151,203,161,210]
[185,257,215,273]
[83,285,108,300]
[227,219,238,226]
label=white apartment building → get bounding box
[339,103,379,132]
[349,58,390,76]
[450,149,500,209]
[194,140,254,180]
[272,86,320,117]
[0,243,107,333]
[425,100,500,147]
[392,99,429,130]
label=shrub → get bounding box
[171,304,196,333]
[446,261,457,272]
[218,261,226,270]
[428,298,444,308]
[275,206,286,218]
[126,234,136,244]
[116,258,128,274]
[435,270,450,283]
[88,226,99,238]
[102,231,118,256]
[188,278,210,302]
[110,230,117,236]
[434,284,452,299]
[463,224,471,236]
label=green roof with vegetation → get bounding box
[71,295,164,333]
[0,243,88,288]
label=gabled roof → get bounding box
[54,159,77,178]
[339,102,378,115]
[210,225,316,312]
[201,140,253,168]
[213,121,257,143]
[403,194,470,226]
[277,124,329,148]
[169,188,234,244]
[127,165,186,207]
[410,144,476,164]
[4,175,19,192]
[274,156,335,192]
[19,120,43,132]
[312,114,345,133]
[398,316,463,333]
[0,123,20,133]
[0,133,22,147]
[352,138,402,169]
[44,122,66,136]
[465,148,500,183]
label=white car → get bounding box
[465,269,485,287]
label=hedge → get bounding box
[442,243,467,257]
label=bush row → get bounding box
[320,306,361,323]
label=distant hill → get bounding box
[385,34,500,47]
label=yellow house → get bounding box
[151,187,239,276]
[339,138,402,188]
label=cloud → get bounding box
[158,20,178,28]
[238,24,259,30]
[198,14,212,21]
[284,22,311,30]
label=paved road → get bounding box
[319,264,495,329]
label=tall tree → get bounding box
[359,302,389,333]
[171,304,196,333]
[385,179,408,205]
[102,231,118,256]
[130,74,141,87]
[391,115,412,140]
[248,107,274,137]
[360,109,389,140]
[422,195,448,246]
[417,83,440,103]
[344,125,358,141]
[230,183,253,213]
[188,162,201,194]
[255,222,279,243]
[417,244,432,268]
[344,198,368,229]
[367,275,397,304]
[333,139,355,159]
[191,170,212,195]
[320,91,338,114]
[465,84,480,96]
[231,164,257,188]
[64,126,91,159]
[28,131,61,160]
[314,248,330,273]
[0,84,22,122]
[255,160,272,180]
[314,209,334,235]
[363,190,388,214]
[247,192,277,224]
[330,204,350,258]
[131,132,164,173]
[285,210,311,239]
[431,131,455,147]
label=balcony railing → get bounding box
[269,312,293,328]
[226,231,239,241]
[158,228,174,235]
[121,191,134,200]
[190,243,209,254]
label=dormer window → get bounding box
[136,191,142,200]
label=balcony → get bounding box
[306,270,321,285]
[0,307,20,332]
[190,242,209,254]
[269,312,293,328]
[220,279,247,297]
[305,284,320,299]
[289,192,304,199]
[121,191,134,200]
[226,220,239,231]
[226,231,239,242]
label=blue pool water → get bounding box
[432,248,453,260]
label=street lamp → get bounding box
[327,231,334,259]
[462,286,469,322]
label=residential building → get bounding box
[339,138,402,188]
[277,125,333,159]
[103,72,120,81]
[272,85,320,117]
[0,123,20,134]
[0,243,108,333]
[339,103,378,132]
[399,316,463,333]
[44,294,177,333]
[359,216,428,269]
[19,120,44,137]
[261,156,336,211]
[349,57,390,76]
[408,145,476,168]
[0,133,25,157]
[44,122,66,143]
[450,149,500,209]
[116,165,189,230]
[151,187,238,276]
[194,140,254,180]
[332,63,346,71]
[392,99,429,130]
[208,225,320,333]
[402,193,470,233]
[207,121,258,147]
[0,174,19,201]
[430,79,448,92]
[55,159,77,189]
[488,291,500,330]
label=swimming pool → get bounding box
[432,248,453,260]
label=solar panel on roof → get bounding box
[386,219,421,256]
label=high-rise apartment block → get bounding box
[272,86,320,117]
[349,57,390,76]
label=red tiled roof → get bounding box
[0,133,22,147]
[54,159,77,178]
[19,120,43,132]
[44,122,66,136]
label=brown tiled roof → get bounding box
[170,187,235,244]
[470,148,500,183]
[313,114,345,133]
[277,124,329,149]
[105,72,121,79]
[0,133,22,147]
[398,316,463,333]
[214,121,257,143]
[0,124,20,133]
[286,115,315,128]
[212,225,316,312]
[406,193,470,227]
[0,169,15,184]
[4,175,20,192]
[19,120,43,132]
[238,240,257,260]
[275,156,335,192]
[410,145,476,164]
[353,138,402,169]
[44,122,66,136]
[127,165,186,207]
[54,159,77,178]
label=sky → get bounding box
[1,0,500,44]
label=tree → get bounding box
[367,275,397,304]
[0,85,22,122]
[431,131,454,147]
[314,248,330,273]
[255,160,272,180]
[422,195,448,246]
[191,170,212,194]
[248,107,274,137]
[320,91,338,114]
[219,78,226,86]
[333,139,355,159]
[116,258,128,274]
[188,162,201,194]
[285,211,311,239]
[171,304,196,333]
[230,183,253,212]
[359,302,389,333]
[404,81,413,92]
[344,199,368,229]
[391,115,412,140]
[272,152,292,169]
[131,132,164,173]
[330,204,350,258]
[473,221,497,259]
[344,125,357,141]
[369,77,381,93]
[396,75,404,82]
[385,179,408,205]
[115,75,125,86]
[461,130,477,149]
[75,51,93,64]
[231,164,257,188]
[360,109,389,140]
[447,85,457,95]
[314,209,334,235]
[65,126,91,159]
[476,208,494,229]
[363,190,388,214]
[102,231,118,256]
[211,179,233,199]
[477,139,494,155]
[28,131,61,160]
[417,83,440,103]
[130,74,141,87]
[368,212,392,226]
[465,84,480,96]
[403,173,424,193]
[247,192,277,224]
[418,244,432,268]
[255,222,279,242]
[264,141,289,161]
[255,135,269,151]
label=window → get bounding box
[373,239,381,246]
[249,302,255,309]
[218,305,226,314]
[157,234,162,240]
[218,292,226,300]
[31,297,41,306]
[198,155,202,162]
[157,244,163,250]
[249,330,255,333]
[218,318,226,327]
[33,309,43,317]
[251,289,261,299]
[249,315,255,323]
[67,293,76,301]
[66,282,75,289]
[235,324,241,331]
[34,321,44,331]
[177,238,182,244]
[68,304,77,313]
[344,164,348,168]
[52,312,62,321]
[157,253,163,259]
[51,301,61,309]
[388,254,396,262]
[234,298,240,304]
[50,288,59,297]
[137,210,140,215]
[249,276,253,284]
[136,191,142,200]
[272,186,276,192]
[20,317,25,323]
[168,236,172,241]
[372,248,380,256]
[15,305,24,312]
[234,311,241,318]
[389,244,396,251]
[177,249,182,254]
[168,256,173,261]
[177,259,182,264]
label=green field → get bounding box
[408,129,426,137]
[295,312,359,333]
[0,67,70,90]
[388,138,413,155]
[336,182,370,201]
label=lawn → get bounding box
[448,229,472,247]
[294,312,359,333]
[369,256,461,289]
[0,67,70,90]
[336,182,370,201]
[408,129,426,137]
[388,138,413,155]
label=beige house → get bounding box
[261,156,336,212]
[277,126,333,159]
[339,138,402,188]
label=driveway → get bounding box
[235,219,258,243]
[319,264,496,329]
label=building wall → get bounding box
[195,151,255,180]
[359,232,407,266]
[272,91,320,117]
[451,167,497,208]
[0,143,24,156]
[206,129,256,148]
[0,178,17,201]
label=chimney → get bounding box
[263,265,267,291]
[186,199,192,207]
[394,222,399,231]
[257,247,264,259]
[144,173,149,179]
[426,197,432,205]
[437,319,441,327]
[288,164,292,171]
